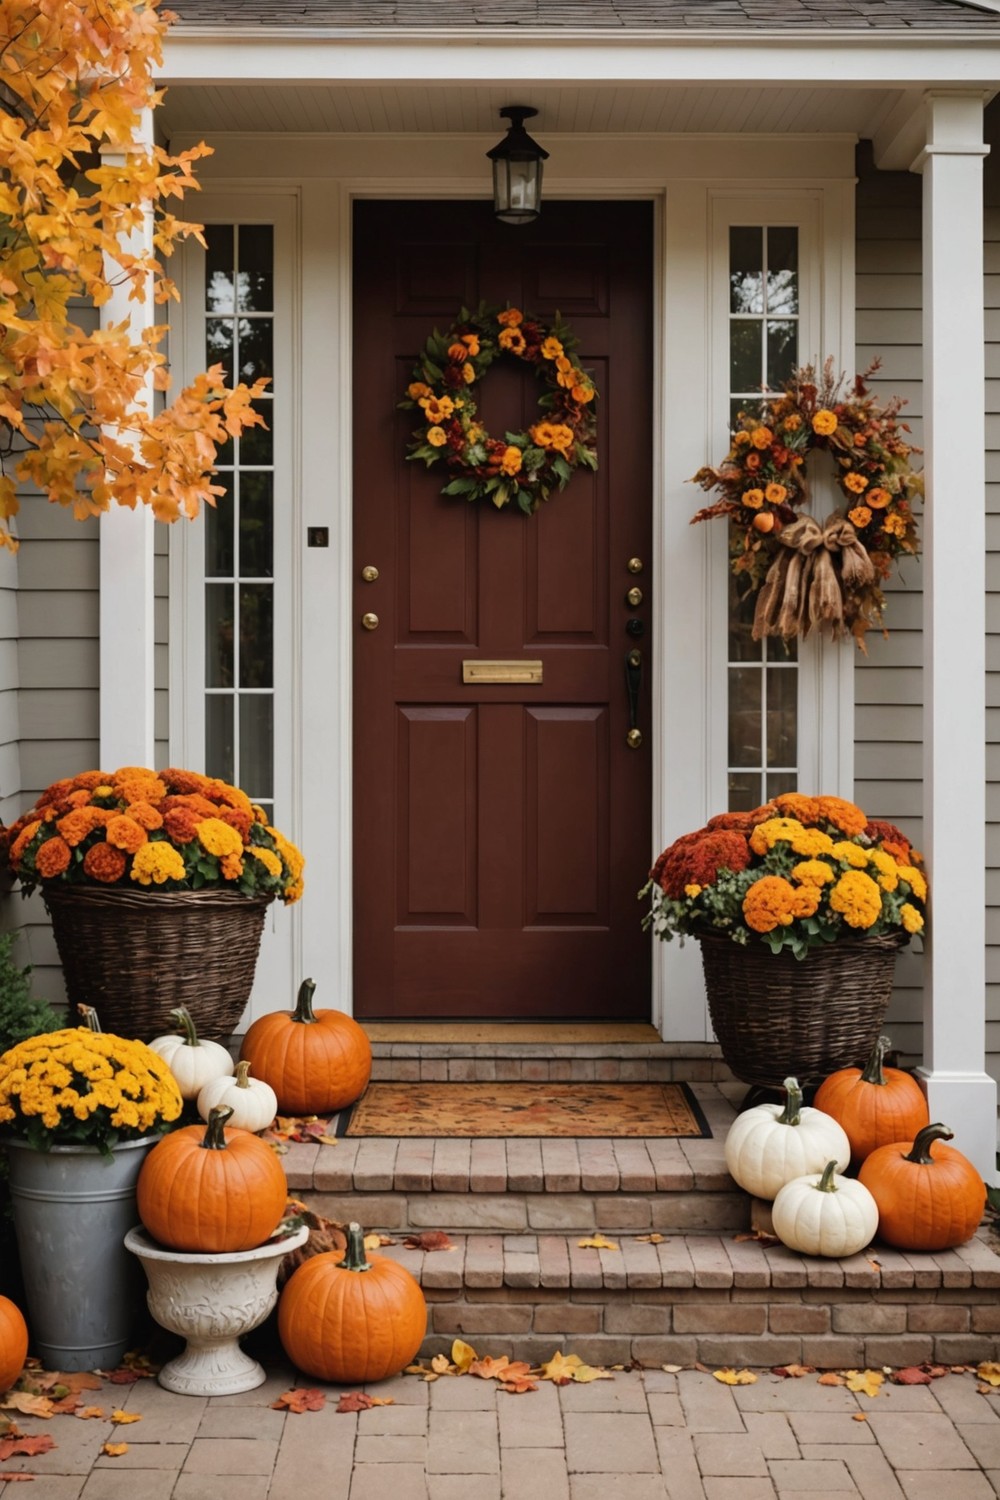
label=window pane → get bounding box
[767,227,799,315]
[239,695,274,802]
[729,771,762,811]
[766,770,798,800]
[728,568,761,663]
[767,319,798,389]
[206,695,234,784]
[766,667,798,767]
[237,317,273,385]
[237,225,274,312]
[730,321,763,394]
[239,473,273,578]
[205,319,234,383]
[238,400,273,466]
[729,227,764,314]
[205,584,234,688]
[206,482,234,578]
[728,667,762,768]
[205,226,235,314]
[239,584,273,689]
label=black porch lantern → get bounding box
[487,106,549,225]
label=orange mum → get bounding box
[83,843,128,883]
[106,816,148,854]
[35,838,71,878]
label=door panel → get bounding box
[353,200,652,1020]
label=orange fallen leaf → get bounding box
[336,1392,375,1413]
[713,1368,757,1386]
[501,1377,539,1394]
[818,1373,846,1386]
[110,1411,142,1424]
[271,1389,326,1413]
[636,1233,664,1244]
[577,1234,619,1251]
[892,1367,933,1386]
[101,1442,128,1457]
[54,1373,102,1393]
[75,1408,106,1421]
[0,1436,54,1461]
[852,1412,869,1422]
[0,1474,34,1481]
[772,1365,815,1379]
[402,1232,455,1252]
[469,1356,512,1381]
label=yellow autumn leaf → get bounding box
[431,1355,455,1376]
[111,1410,142,1424]
[713,1368,757,1386]
[538,1351,583,1383]
[636,1233,665,1244]
[451,1340,478,1373]
[577,1234,619,1251]
[571,1364,614,1383]
[102,1442,129,1457]
[363,1234,382,1251]
[845,1369,884,1398]
[0,1392,54,1417]
[977,1362,1000,1387]
[76,1406,106,1420]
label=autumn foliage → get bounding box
[0,0,268,550]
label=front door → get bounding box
[353,200,652,1020]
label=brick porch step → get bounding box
[368,1038,734,1084]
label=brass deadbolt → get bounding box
[626,586,643,607]
[361,612,379,631]
[626,728,643,749]
[627,557,644,574]
[361,565,379,583]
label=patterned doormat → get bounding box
[338,1081,711,1139]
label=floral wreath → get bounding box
[401,302,598,515]
[690,359,922,647]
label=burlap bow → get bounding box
[752,513,875,641]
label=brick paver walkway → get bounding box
[10,1360,1000,1497]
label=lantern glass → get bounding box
[487,107,549,225]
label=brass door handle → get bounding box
[361,612,379,631]
[625,648,642,748]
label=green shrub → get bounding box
[0,930,60,1055]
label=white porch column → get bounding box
[98,109,156,769]
[914,91,997,1185]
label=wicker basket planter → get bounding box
[698,929,907,1090]
[42,885,272,1043]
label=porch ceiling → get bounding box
[156,80,914,144]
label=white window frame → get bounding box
[169,190,302,1027]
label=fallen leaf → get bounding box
[75,1408,106,1421]
[892,1367,933,1386]
[636,1233,665,1244]
[101,1442,128,1457]
[501,1377,539,1394]
[402,1232,455,1252]
[922,1365,950,1379]
[661,1364,683,1374]
[102,1370,144,1386]
[818,1373,846,1386]
[571,1364,614,1384]
[0,1475,34,1482]
[367,1398,395,1407]
[469,1356,512,1381]
[0,1397,52,1419]
[110,1411,142,1424]
[977,1362,1000,1387]
[0,1436,54,1461]
[845,1370,884,1398]
[577,1234,619,1251]
[538,1352,583,1385]
[978,1383,997,1396]
[336,1392,375,1413]
[271,1389,326,1413]
[852,1412,869,1422]
[431,1355,456,1376]
[772,1364,815,1379]
[451,1340,478,1373]
[732,1231,780,1246]
[364,1234,394,1250]
[266,1116,336,1146]
[48,1397,80,1416]
[713,1368,757,1386]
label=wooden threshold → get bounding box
[360,1022,662,1044]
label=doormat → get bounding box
[338,1082,711,1139]
[361,1023,662,1044]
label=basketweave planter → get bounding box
[42,885,272,1043]
[698,929,907,1090]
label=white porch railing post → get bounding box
[914,90,997,1185]
[98,108,156,771]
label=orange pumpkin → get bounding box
[813,1034,929,1166]
[239,979,372,1115]
[278,1221,427,1384]
[137,1105,287,1253]
[0,1298,28,1393]
[858,1122,986,1251]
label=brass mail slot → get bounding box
[462,659,543,685]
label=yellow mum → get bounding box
[831,840,869,869]
[196,818,245,859]
[896,864,928,902]
[812,409,838,436]
[867,849,899,892]
[130,841,187,885]
[900,903,924,935]
[792,859,834,887]
[829,870,883,930]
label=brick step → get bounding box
[365,1229,1000,1370]
[282,1083,746,1236]
[368,1040,735,1084]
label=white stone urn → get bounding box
[125,1224,309,1396]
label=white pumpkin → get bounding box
[724,1076,851,1201]
[148,1005,234,1101]
[772,1160,879,1258]
[197,1060,278,1133]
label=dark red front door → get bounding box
[353,200,652,1020]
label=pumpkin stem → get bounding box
[778,1077,803,1126]
[169,1005,201,1048]
[342,1221,372,1273]
[234,1060,252,1089]
[77,1005,101,1033]
[859,1035,891,1087]
[200,1104,234,1150]
[292,978,318,1025]
[904,1122,954,1165]
[815,1160,840,1193]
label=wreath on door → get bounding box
[690,359,922,648]
[400,302,598,515]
